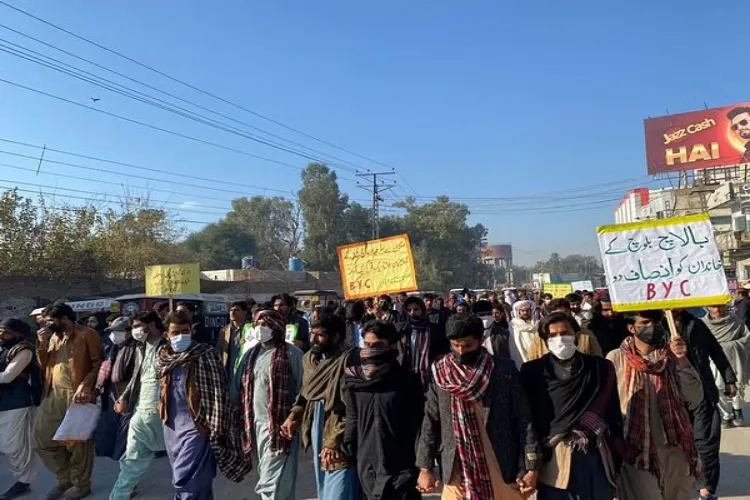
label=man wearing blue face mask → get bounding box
[233,309,303,500]
[157,310,251,498]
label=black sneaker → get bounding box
[734,408,744,427]
[0,482,30,500]
[721,419,733,429]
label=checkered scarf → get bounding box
[620,336,697,480]
[432,349,494,500]
[158,342,252,482]
[240,342,293,458]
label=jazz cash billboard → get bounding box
[597,213,730,312]
[644,102,750,174]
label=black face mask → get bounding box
[635,324,667,347]
[379,301,391,312]
[47,322,65,333]
[453,349,481,366]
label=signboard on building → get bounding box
[644,102,750,174]
[706,182,735,210]
[597,213,730,312]
[337,234,418,300]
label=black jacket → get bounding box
[416,355,539,485]
[583,315,628,356]
[488,322,511,360]
[677,311,737,403]
[395,320,449,386]
[286,310,310,352]
[342,363,424,499]
[735,297,750,329]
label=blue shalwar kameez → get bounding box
[164,365,216,499]
[311,399,361,500]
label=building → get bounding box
[481,244,514,287]
[614,188,675,224]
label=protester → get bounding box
[109,312,167,500]
[702,304,750,428]
[157,310,251,497]
[86,311,108,343]
[673,309,737,500]
[216,300,253,387]
[152,302,169,323]
[416,314,539,499]
[482,302,512,359]
[509,300,537,367]
[520,312,623,500]
[94,317,137,462]
[454,302,470,315]
[345,300,367,348]
[0,318,39,500]
[395,292,408,320]
[564,293,586,326]
[234,310,303,500]
[272,293,311,351]
[607,310,703,500]
[342,320,424,500]
[281,314,360,500]
[373,295,398,324]
[174,302,210,344]
[397,296,449,391]
[435,297,452,326]
[34,302,102,500]
[526,299,603,361]
[580,292,594,321]
[422,293,443,327]
[734,288,750,328]
[582,295,628,357]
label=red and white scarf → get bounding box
[432,349,494,500]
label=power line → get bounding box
[356,170,396,239]
[0,0,395,170]
[0,36,365,174]
[0,77,361,182]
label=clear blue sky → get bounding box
[0,0,743,265]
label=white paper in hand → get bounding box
[53,403,101,442]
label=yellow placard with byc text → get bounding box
[337,234,418,300]
[145,263,200,296]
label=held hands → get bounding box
[114,400,129,415]
[515,470,538,497]
[319,448,343,471]
[416,468,441,494]
[279,416,299,440]
[726,383,738,397]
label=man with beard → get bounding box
[34,302,101,500]
[158,310,250,497]
[672,309,737,500]
[476,301,512,360]
[342,320,424,500]
[608,310,703,500]
[235,310,303,500]
[702,304,750,428]
[281,314,360,499]
[582,295,628,356]
[0,319,40,500]
[422,294,443,327]
[734,288,750,329]
[521,312,623,500]
[397,296,449,391]
[345,300,367,348]
[272,294,311,352]
[510,300,538,367]
[416,315,539,499]
[564,294,586,327]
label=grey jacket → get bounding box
[118,338,167,412]
[416,355,540,485]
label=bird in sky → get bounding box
[90,97,100,103]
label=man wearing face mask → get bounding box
[527,299,603,362]
[34,302,101,500]
[607,310,703,500]
[94,317,137,463]
[233,309,303,500]
[281,314,360,499]
[521,312,623,500]
[109,312,167,500]
[0,319,40,500]
[342,320,424,500]
[417,314,539,499]
[396,296,449,392]
[157,310,251,498]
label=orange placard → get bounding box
[337,234,418,300]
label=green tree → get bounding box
[298,163,348,270]
[225,196,301,269]
[340,202,372,244]
[183,220,256,270]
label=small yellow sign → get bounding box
[145,263,200,296]
[337,234,418,300]
[543,283,573,298]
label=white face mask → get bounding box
[109,330,128,345]
[131,327,148,342]
[547,335,577,360]
[255,325,274,343]
[481,317,493,331]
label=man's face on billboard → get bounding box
[731,112,750,139]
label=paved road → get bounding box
[2,402,749,499]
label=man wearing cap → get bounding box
[0,318,39,499]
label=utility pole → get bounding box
[356,170,396,240]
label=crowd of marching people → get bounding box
[0,288,747,499]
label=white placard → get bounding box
[570,280,594,291]
[597,213,730,312]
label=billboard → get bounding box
[645,102,750,174]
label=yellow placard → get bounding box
[145,263,200,296]
[543,283,573,298]
[337,234,418,300]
